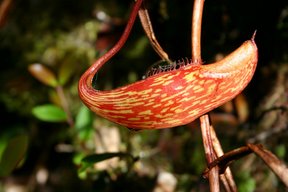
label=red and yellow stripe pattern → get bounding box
[78,39,258,129]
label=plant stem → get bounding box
[138,4,172,63]
[80,0,143,86]
[210,127,237,192]
[191,0,204,62]
[191,0,227,191]
[248,143,288,187]
[56,86,74,127]
[0,0,12,28]
[200,115,220,192]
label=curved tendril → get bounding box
[79,0,143,90]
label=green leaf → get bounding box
[32,104,67,122]
[275,144,286,158]
[0,134,28,176]
[79,152,137,173]
[28,63,58,87]
[75,105,92,130]
[238,171,256,192]
[126,36,149,58]
[82,152,129,163]
[58,59,77,86]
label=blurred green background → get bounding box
[1,0,288,191]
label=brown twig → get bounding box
[191,0,239,190]
[200,115,220,191]
[0,0,12,28]
[248,144,288,187]
[210,126,237,192]
[191,0,220,191]
[203,143,288,188]
[203,145,254,177]
[138,3,172,63]
[191,0,204,63]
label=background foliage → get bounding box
[1,0,288,191]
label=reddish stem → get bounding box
[191,0,222,191]
[191,0,204,62]
[200,115,220,191]
[79,0,143,87]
